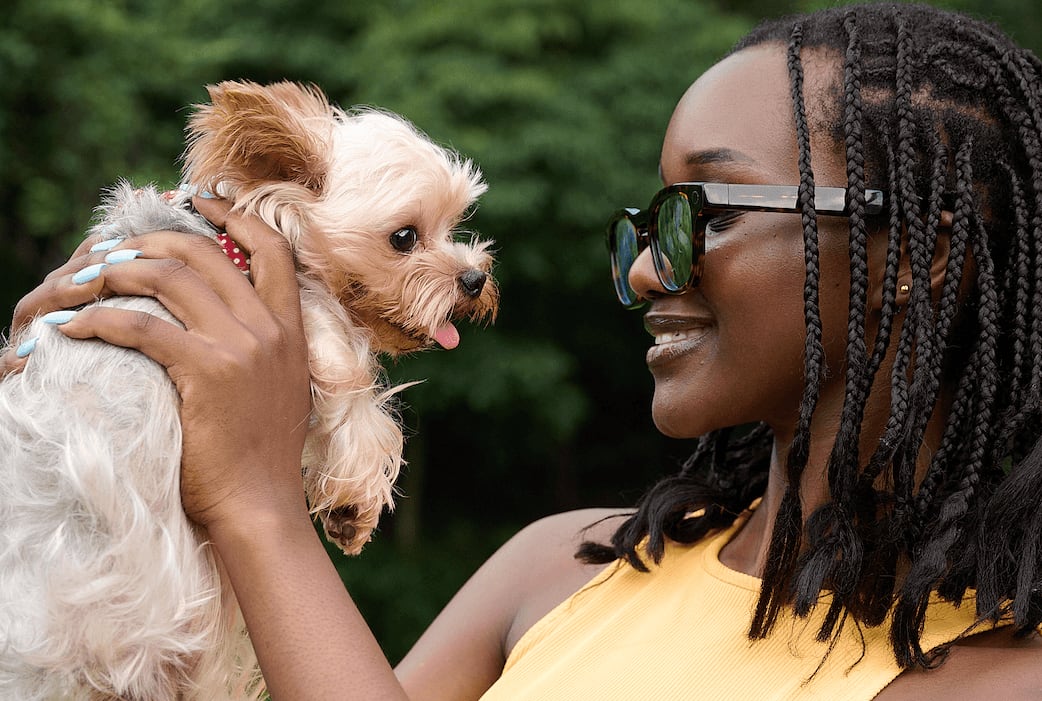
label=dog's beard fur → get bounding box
[0,81,497,700]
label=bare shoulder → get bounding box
[395,508,630,701]
[500,508,633,652]
[876,627,1042,700]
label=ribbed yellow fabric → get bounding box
[480,510,989,701]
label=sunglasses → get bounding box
[606,182,885,308]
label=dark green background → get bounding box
[2,0,1038,663]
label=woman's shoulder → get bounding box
[394,508,630,700]
[505,507,631,561]
[496,508,633,653]
[875,626,1042,700]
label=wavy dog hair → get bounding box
[581,3,1042,668]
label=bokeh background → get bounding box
[3,0,1040,663]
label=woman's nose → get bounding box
[628,246,668,302]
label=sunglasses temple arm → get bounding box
[704,184,884,215]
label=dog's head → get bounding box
[183,80,497,355]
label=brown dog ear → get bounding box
[183,80,331,194]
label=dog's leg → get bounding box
[298,282,403,554]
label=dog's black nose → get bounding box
[458,270,487,298]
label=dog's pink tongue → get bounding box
[434,323,460,350]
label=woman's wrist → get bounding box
[205,489,315,557]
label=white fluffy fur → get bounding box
[0,82,496,700]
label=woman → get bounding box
[7,3,1042,699]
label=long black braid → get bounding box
[581,3,1042,668]
[748,21,827,640]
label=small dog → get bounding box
[0,81,497,700]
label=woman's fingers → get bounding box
[0,350,29,379]
[77,257,249,338]
[16,230,273,339]
[192,197,303,327]
[11,197,297,345]
[10,230,240,334]
[188,195,234,229]
[10,233,120,331]
[57,306,193,371]
[84,233,258,312]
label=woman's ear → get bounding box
[929,209,955,292]
[867,209,954,310]
[865,223,910,312]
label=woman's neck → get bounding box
[717,374,954,579]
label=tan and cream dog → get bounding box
[0,81,497,701]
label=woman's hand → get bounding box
[3,197,313,530]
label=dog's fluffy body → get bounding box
[0,82,496,700]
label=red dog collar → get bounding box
[215,231,251,273]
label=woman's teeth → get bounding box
[655,329,702,345]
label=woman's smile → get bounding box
[644,313,712,367]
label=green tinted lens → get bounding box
[653,193,693,291]
[610,217,642,307]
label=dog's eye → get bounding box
[390,226,418,253]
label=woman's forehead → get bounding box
[660,44,845,187]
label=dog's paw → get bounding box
[319,504,371,555]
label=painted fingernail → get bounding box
[41,310,77,325]
[199,190,216,199]
[72,263,107,285]
[104,249,142,264]
[89,238,123,253]
[15,337,37,358]
[178,183,199,196]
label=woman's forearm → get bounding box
[210,506,409,701]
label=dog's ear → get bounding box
[184,80,331,194]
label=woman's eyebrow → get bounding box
[660,148,759,184]
[685,147,756,167]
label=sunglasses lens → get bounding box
[610,217,643,308]
[652,192,694,291]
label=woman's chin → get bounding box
[651,401,710,440]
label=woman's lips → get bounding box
[644,315,712,367]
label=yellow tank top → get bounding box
[480,508,989,701]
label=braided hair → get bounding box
[580,3,1042,668]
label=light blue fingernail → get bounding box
[104,249,142,264]
[41,310,77,325]
[89,238,123,253]
[72,263,107,285]
[178,183,199,196]
[200,190,215,199]
[15,337,37,358]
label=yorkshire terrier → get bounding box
[0,81,497,700]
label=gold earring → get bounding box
[899,283,910,294]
